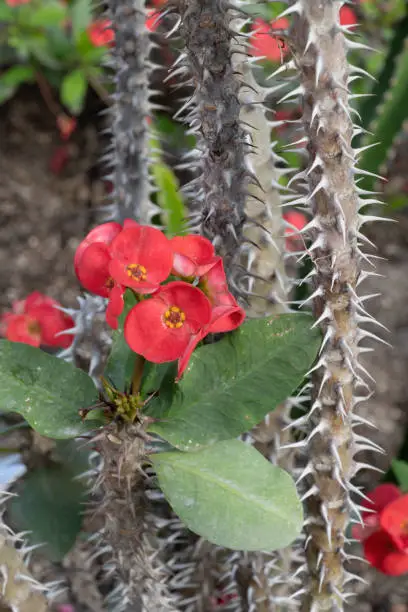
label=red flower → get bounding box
[6,0,31,5]
[57,115,77,140]
[380,494,408,552]
[353,484,408,576]
[146,9,160,32]
[74,222,122,297]
[283,211,308,252]
[87,20,114,47]
[109,224,173,294]
[250,18,289,62]
[340,5,358,27]
[170,235,217,277]
[0,292,74,349]
[124,281,212,363]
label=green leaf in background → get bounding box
[71,0,93,41]
[148,313,320,451]
[0,340,99,439]
[29,1,67,28]
[392,459,408,492]
[61,68,87,115]
[359,39,408,191]
[105,289,138,392]
[152,162,186,237]
[10,464,85,561]
[0,5,13,21]
[0,65,35,104]
[153,439,303,551]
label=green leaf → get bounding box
[71,0,93,41]
[105,290,138,391]
[0,65,35,104]
[151,162,186,236]
[29,2,67,27]
[392,459,408,492]
[0,340,99,439]
[148,313,320,450]
[359,40,408,190]
[60,68,87,115]
[153,439,303,551]
[10,464,85,561]
[0,6,13,21]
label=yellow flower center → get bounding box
[164,306,186,329]
[105,276,115,290]
[126,263,147,282]
[27,320,41,337]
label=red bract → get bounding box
[170,235,216,277]
[74,222,122,297]
[283,211,308,252]
[124,281,212,363]
[250,18,289,62]
[109,225,173,294]
[178,259,246,378]
[354,484,408,576]
[87,20,114,47]
[0,292,74,349]
[199,258,246,334]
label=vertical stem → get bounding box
[106,0,156,224]
[288,1,369,608]
[174,0,250,296]
[131,354,146,395]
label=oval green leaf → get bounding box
[61,68,87,115]
[0,340,99,438]
[153,439,303,551]
[10,464,86,561]
[148,313,320,450]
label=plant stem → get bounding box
[131,354,145,396]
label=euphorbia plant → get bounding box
[0,220,320,555]
[2,0,408,609]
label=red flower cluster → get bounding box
[0,292,74,349]
[75,222,245,376]
[353,484,408,576]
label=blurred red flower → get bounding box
[124,281,212,363]
[250,18,289,62]
[87,20,114,47]
[0,292,74,349]
[6,0,31,5]
[57,115,77,141]
[283,211,308,252]
[353,484,408,576]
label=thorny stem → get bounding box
[173,0,251,297]
[289,1,368,609]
